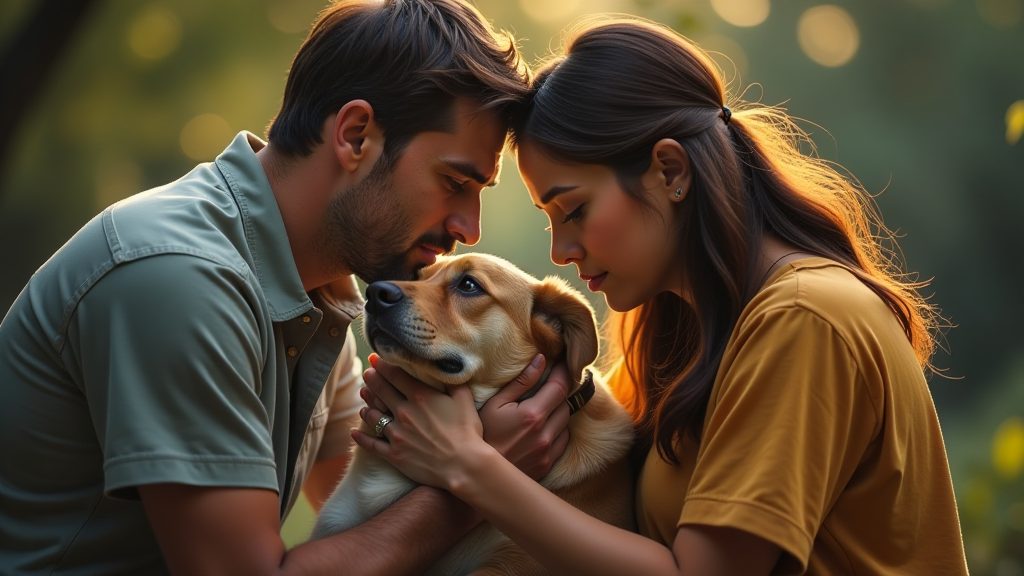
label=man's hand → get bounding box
[479,354,571,480]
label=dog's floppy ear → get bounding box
[531,277,599,384]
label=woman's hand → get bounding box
[353,355,488,490]
[352,353,572,488]
[478,355,572,480]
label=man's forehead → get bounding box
[404,99,506,184]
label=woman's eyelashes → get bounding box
[562,204,585,224]
[541,203,585,231]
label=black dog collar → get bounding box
[565,369,595,416]
[514,363,595,416]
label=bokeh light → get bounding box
[1006,100,1024,145]
[180,114,234,161]
[976,0,1024,28]
[710,0,770,28]
[519,0,582,24]
[992,416,1024,479]
[128,5,182,60]
[696,34,749,82]
[798,5,860,67]
[94,154,142,210]
[904,0,948,9]
[267,0,327,34]
[1009,501,1024,531]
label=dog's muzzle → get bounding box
[365,281,405,316]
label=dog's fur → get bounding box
[311,254,634,575]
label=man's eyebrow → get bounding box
[443,160,496,187]
[537,185,579,206]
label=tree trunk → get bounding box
[0,0,99,189]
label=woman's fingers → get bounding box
[353,402,398,459]
[525,361,572,413]
[359,385,390,414]
[359,406,395,439]
[487,354,546,407]
[541,400,572,442]
[351,429,392,459]
[363,365,407,411]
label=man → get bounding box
[0,1,574,574]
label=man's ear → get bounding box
[330,99,383,173]
[641,137,692,203]
[531,277,599,385]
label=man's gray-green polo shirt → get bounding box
[0,132,365,574]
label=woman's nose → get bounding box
[550,229,584,266]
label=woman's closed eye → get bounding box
[562,204,585,224]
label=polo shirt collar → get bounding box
[214,131,313,321]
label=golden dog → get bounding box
[311,253,634,575]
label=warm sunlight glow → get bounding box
[519,0,583,24]
[993,417,1024,479]
[267,0,326,34]
[697,34,749,81]
[1007,100,1024,145]
[798,5,860,68]
[128,6,181,60]
[710,0,770,28]
[976,0,1024,28]
[94,154,142,210]
[180,114,234,161]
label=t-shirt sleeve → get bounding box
[679,305,880,574]
[316,326,363,462]
[66,254,278,500]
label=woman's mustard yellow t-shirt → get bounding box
[608,258,968,575]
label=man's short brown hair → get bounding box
[267,0,530,161]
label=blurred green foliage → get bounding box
[2,0,1023,571]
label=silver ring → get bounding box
[374,415,394,437]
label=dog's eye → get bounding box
[456,276,483,294]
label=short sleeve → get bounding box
[316,326,363,461]
[67,254,278,499]
[679,306,880,574]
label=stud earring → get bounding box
[674,188,682,199]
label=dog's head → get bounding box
[362,253,598,394]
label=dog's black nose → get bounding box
[365,281,405,315]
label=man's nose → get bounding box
[364,282,405,315]
[445,198,482,246]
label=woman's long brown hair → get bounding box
[512,17,942,464]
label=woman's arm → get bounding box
[354,359,782,576]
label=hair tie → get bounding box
[721,106,732,125]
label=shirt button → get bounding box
[329,327,340,338]
[287,346,298,357]
[302,315,311,323]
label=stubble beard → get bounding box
[315,157,416,284]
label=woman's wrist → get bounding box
[445,438,503,502]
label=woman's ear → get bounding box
[641,137,692,202]
[329,99,383,173]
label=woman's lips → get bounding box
[582,272,607,292]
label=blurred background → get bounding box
[1,0,1022,572]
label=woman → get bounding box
[353,18,968,575]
